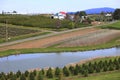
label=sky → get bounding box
[0,0,120,14]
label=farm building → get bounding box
[51,11,66,20]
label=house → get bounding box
[51,11,66,20]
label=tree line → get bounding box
[0,57,120,80]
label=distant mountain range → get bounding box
[85,7,115,14]
[67,7,115,15]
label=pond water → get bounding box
[0,47,120,73]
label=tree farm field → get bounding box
[0,24,51,43]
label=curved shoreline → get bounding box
[0,43,120,57]
[28,56,120,72]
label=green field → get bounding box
[75,71,120,80]
[0,14,90,30]
[0,24,51,43]
[100,21,120,29]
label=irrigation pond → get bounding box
[0,47,120,73]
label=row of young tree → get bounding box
[0,57,120,80]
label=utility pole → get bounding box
[5,19,8,42]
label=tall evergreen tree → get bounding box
[113,9,120,20]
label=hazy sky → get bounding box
[0,0,120,14]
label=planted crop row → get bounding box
[0,26,39,38]
[0,14,89,29]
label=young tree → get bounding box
[74,67,79,75]
[0,76,6,80]
[88,67,94,74]
[38,73,44,80]
[96,66,101,73]
[109,66,114,71]
[69,66,74,74]
[20,74,26,80]
[63,66,70,77]
[46,67,53,78]
[41,69,45,75]
[10,75,16,80]
[33,70,37,76]
[24,70,29,77]
[73,64,79,75]
[58,72,63,80]
[55,67,61,77]
[16,70,21,78]
[103,65,108,72]
[29,72,35,80]
[83,70,88,77]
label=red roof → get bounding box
[60,11,66,14]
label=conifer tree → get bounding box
[46,67,53,78]
[69,66,74,74]
[38,73,44,80]
[29,72,35,80]
[63,66,70,77]
[16,70,21,78]
[55,67,61,77]
[24,70,29,77]
[20,74,26,80]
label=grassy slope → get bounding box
[76,71,120,80]
[48,57,120,80]
[100,21,120,29]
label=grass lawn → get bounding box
[75,71,120,80]
[100,20,120,29]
